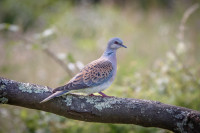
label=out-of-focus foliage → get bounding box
[0,0,200,133]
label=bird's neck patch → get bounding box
[107,51,114,56]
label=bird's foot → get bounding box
[98,91,111,97]
[89,92,114,98]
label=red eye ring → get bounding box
[114,41,119,44]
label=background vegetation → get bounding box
[0,0,200,133]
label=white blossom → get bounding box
[42,28,55,37]
[135,86,142,93]
[76,61,84,70]
[166,52,176,61]
[0,23,19,32]
[68,63,76,71]
[156,77,169,85]
[9,25,19,32]
[176,42,186,55]
[34,28,55,39]
[161,65,169,73]
[57,53,66,60]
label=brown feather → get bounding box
[53,58,113,92]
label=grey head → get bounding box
[107,37,127,50]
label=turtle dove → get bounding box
[40,37,127,103]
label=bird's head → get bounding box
[107,37,127,50]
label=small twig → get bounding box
[173,3,200,85]
[15,33,74,77]
[178,3,199,42]
[43,48,74,77]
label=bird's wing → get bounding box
[53,59,113,92]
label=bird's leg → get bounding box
[89,94,95,96]
[98,91,108,97]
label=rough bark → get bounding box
[0,77,200,133]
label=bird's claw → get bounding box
[89,92,114,98]
[98,91,112,97]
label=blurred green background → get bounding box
[0,0,200,133]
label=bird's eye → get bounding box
[114,41,119,44]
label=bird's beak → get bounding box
[120,44,127,48]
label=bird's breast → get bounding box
[110,57,117,82]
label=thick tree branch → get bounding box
[0,77,200,133]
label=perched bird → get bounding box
[40,37,127,103]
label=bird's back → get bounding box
[53,58,114,92]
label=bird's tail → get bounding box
[40,90,68,103]
[52,85,67,93]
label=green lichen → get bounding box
[1,78,11,85]
[80,103,86,108]
[33,86,49,93]
[0,83,8,103]
[2,92,7,96]
[85,96,102,104]
[18,82,49,93]
[86,97,121,111]
[0,85,6,90]
[123,99,138,109]
[94,101,112,111]
[175,112,190,133]
[0,97,8,104]
[1,78,49,93]
[78,95,86,99]
[176,122,186,133]
[19,83,33,93]
[188,122,194,129]
[141,107,145,114]
[175,113,184,119]
[166,108,173,114]
[64,95,72,106]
